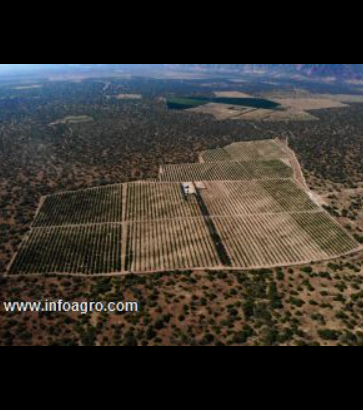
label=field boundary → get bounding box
[6,246,363,278]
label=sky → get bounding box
[0,65,167,77]
[0,64,95,72]
[0,64,55,72]
[0,64,161,71]
[0,64,40,69]
[0,65,104,78]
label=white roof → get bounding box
[182,182,196,194]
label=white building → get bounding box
[182,182,196,196]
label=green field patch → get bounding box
[167,96,281,111]
[166,98,209,110]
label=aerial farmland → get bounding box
[4,65,363,347]
[8,138,361,276]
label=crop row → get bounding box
[292,212,359,257]
[125,218,221,272]
[126,182,201,221]
[160,160,293,182]
[213,214,329,268]
[34,185,123,227]
[200,180,318,216]
[9,224,122,275]
[202,140,288,163]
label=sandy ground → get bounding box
[188,103,318,122]
[113,94,142,100]
[182,89,359,122]
[188,103,251,121]
[323,94,363,103]
[213,91,252,98]
[12,84,43,90]
[275,98,348,110]
[49,116,94,126]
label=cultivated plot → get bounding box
[160,160,293,182]
[34,185,123,227]
[292,212,359,257]
[201,139,289,163]
[259,180,319,212]
[9,138,362,276]
[200,180,319,216]
[212,213,356,269]
[125,218,221,272]
[9,224,122,275]
[126,182,201,221]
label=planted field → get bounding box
[292,212,359,257]
[126,182,201,221]
[167,96,281,111]
[167,98,208,110]
[160,160,293,182]
[259,180,319,212]
[200,180,319,216]
[201,139,289,163]
[125,218,221,272]
[34,185,123,227]
[9,136,361,277]
[201,148,232,163]
[9,224,122,275]
[212,213,356,269]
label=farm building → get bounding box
[182,182,196,196]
